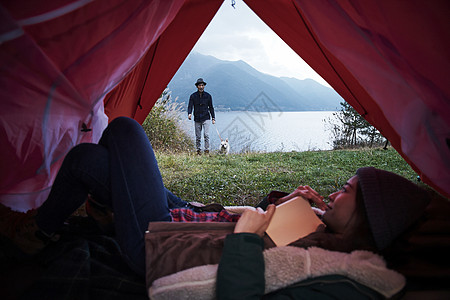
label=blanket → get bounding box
[1,217,147,300]
[149,246,405,300]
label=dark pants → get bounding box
[36,117,186,276]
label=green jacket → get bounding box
[216,233,388,300]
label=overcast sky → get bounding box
[191,0,329,86]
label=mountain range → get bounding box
[168,52,343,111]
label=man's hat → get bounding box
[195,78,206,86]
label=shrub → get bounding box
[142,89,194,153]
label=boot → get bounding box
[85,194,114,235]
[0,203,56,255]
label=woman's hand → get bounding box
[275,185,328,211]
[234,205,276,237]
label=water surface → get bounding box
[182,111,336,153]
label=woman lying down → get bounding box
[150,169,429,300]
[1,117,431,299]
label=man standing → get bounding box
[188,78,215,155]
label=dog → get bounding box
[219,138,230,155]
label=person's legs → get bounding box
[5,117,171,270]
[203,120,210,152]
[166,188,189,209]
[36,143,111,234]
[99,117,171,276]
[194,121,202,152]
[0,142,111,255]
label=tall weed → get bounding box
[142,89,194,153]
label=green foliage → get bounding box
[156,148,424,207]
[142,89,194,153]
[325,101,386,149]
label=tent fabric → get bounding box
[104,0,223,123]
[244,0,450,197]
[0,0,222,211]
[0,0,449,212]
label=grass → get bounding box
[156,147,424,207]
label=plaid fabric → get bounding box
[170,208,241,223]
[4,210,240,299]
[6,222,147,300]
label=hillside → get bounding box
[168,52,343,111]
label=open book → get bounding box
[265,196,324,246]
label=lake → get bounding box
[182,111,336,153]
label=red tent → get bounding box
[1,0,449,211]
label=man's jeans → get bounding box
[36,117,181,276]
[195,120,210,151]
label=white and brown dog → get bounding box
[219,138,230,155]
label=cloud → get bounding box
[192,0,329,86]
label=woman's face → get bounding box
[322,176,359,235]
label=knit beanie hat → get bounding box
[356,167,430,250]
